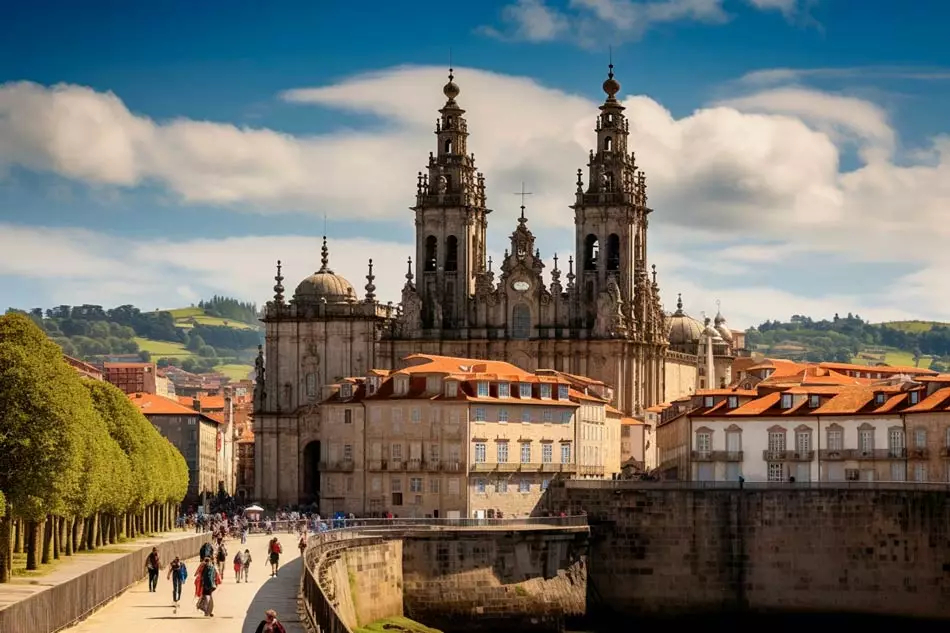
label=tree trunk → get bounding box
[12,520,21,555]
[41,515,53,565]
[64,517,73,556]
[0,513,13,583]
[73,517,84,552]
[53,516,60,560]
[95,514,103,548]
[25,520,40,571]
[86,514,98,551]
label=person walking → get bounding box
[233,550,244,583]
[242,549,252,582]
[298,532,307,557]
[215,541,228,579]
[145,547,161,592]
[254,608,288,633]
[167,556,186,610]
[196,556,220,617]
[200,540,213,561]
[267,537,282,577]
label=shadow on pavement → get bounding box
[241,556,304,633]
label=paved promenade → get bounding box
[67,533,305,633]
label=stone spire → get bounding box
[566,255,575,290]
[273,259,285,304]
[319,235,333,273]
[365,258,376,302]
[404,256,414,289]
[551,252,563,295]
[674,293,684,316]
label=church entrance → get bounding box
[303,440,321,509]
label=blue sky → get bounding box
[1,0,949,327]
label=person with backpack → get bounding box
[199,541,213,561]
[233,550,244,582]
[195,556,220,617]
[215,542,228,578]
[145,547,161,592]
[254,608,288,633]
[241,549,252,582]
[167,555,187,609]
[267,537,282,577]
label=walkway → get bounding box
[67,533,304,633]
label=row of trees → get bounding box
[198,296,260,325]
[0,314,190,583]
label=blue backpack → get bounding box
[179,562,188,581]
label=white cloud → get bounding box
[2,64,950,326]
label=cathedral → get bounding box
[252,65,743,506]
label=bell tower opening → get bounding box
[604,136,612,151]
[607,233,621,271]
[584,234,599,271]
[424,236,438,272]
[445,236,459,271]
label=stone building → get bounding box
[304,354,619,518]
[253,65,741,506]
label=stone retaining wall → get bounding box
[0,532,208,633]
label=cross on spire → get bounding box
[513,182,533,221]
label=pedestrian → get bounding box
[167,555,186,609]
[216,541,228,578]
[242,549,252,582]
[145,547,161,592]
[233,550,244,583]
[200,540,213,561]
[254,608,288,633]
[298,532,307,557]
[195,556,220,617]
[268,537,282,577]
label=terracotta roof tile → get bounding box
[128,392,220,423]
[904,386,950,412]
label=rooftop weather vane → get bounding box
[513,182,533,220]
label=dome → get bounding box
[714,305,734,342]
[293,237,358,305]
[443,69,460,101]
[702,317,723,340]
[667,294,704,346]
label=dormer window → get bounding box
[476,381,489,398]
[727,396,738,409]
[703,396,714,408]
[874,392,886,406]
[340,383,353,399]
[809,395,820,409]
[520,382,532,398]
[445,381,458,397]
[540,384,552,399]
[426,376,440,393]
[395,376,409,396]
[498,382,510,398]
[780,393,793,409]
[558,384,569,400]
[367,377,378,396]
[909,390,920,405]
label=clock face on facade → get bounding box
[513,281,530,292]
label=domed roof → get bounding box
[702,316,723,340]
[293,237,358,305]
[714,306,733,342]
[667,294,704,346]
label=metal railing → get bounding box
[762,450,816,462]
[561,480,950,491]
[692,450,744,462]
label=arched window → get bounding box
[444,138,453,154]
[606,233,621,271]
[424,235,438,272]
[445,235,458,271]
[584,234,599,271]
[604,136,613,151]
[512,304,531,340]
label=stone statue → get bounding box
[432,295,444,329]
[436,168,448,195]
[253,344,266,410]
[398,286,423,336]
[599,165,610,192]
[593,280,627,338]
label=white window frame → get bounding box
[560,443,571,464]
[520,442,531,463]
[473,407,486,422]
[542,443,553,463]
[540,384,552,399]
[520,382,532,398]
[558,384,569,400]
[497,442,509,463]
[474,442,486,463]
[477,381,489,397]
[498,382,510,398]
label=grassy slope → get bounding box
[166,306,257,329]
[882,320,949,333]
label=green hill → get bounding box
[747,314,950,372]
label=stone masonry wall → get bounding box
[546,485,950,619]
[401,531,588,633]
[345,540,404,627]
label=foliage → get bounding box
[190,324,262,350]
[746,313,950,366]
[197,295,259,325]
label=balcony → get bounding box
[406,459,423,471]
[907,447,929,460]
[763,450,815,462]
[497,462,520,472]
[843,448,907,460]
[367,460,386,471]
[692,451,744,462]
[471,462,494,473]
[441,461,462,472]
[578,464,606,476]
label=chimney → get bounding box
[192,398,201,412]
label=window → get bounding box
[445,381,458,397]
[558,384,569,400]
[393,408,403,424]
[343,444,353,461]
[520,442,531,463]
[890,462,905,482]
[519,479,530,493]
[520,383,532,398]
[703,396,714,408]
[542,443,553,463]
[391,443,403,461]
[727,396,738,409]
[427,376,440,393]
[429,444,440,463]
[371,476,382,493]
[859,429,874,453]
[449,409,460,425]
[561,411,572,423]
[474,407,486,423]
[540,384,552,399]
[560,443,571,463]
[512,304,531,340]
[795,431,811,455]
[410,477,423,493]
[391,477,402,493]
[914,463,927,482]
[429,478,440,494]
[474,442,486,463]
[767,462,784,482]
[726,431,741,455]
[395,377,408,395]
[915,428,927,449]
[411,407,421,423]
[371,408,382,424]
[875,392,886,405]
[477,381,489,397]
[497,442,509,463]
[543,409,553,422]
[521,409,531,423]
[344,409,352,424]
[768,431,786,452]
[888,429,905,457]
[496,479,508,493]
[809,395,820,409]
[339,383,352,398]
[476,478,487,494]
[780,394,792,409]
[498,382,510,398]
[499,408,509,423]
[827,429,843,451]
[448,478,460,495]
[541,479,550,490]
[909,390,920,405]
[695,432,711,453]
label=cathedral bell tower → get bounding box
[571,63,651,337]
[411,69,491,332]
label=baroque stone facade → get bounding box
[254,66,715,506]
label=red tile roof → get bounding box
[128,392,221,423]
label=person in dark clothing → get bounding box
[200,556,218,617]
[167,556,185,607]
[254,609,288,633]
[199,541,214,561]
[145,547,161,592]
